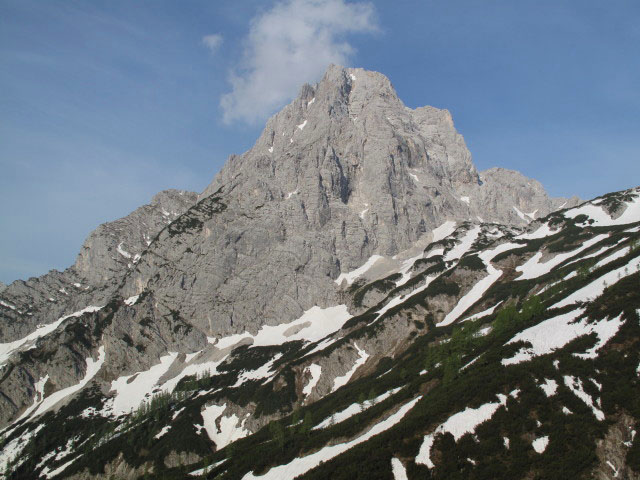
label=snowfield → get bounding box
[105,351,178,416]
[212,305,352,351]
[564,195,640,227]
[202,403,250,449]
[0,305,103,366]
[416,394,508,468]
[552,254,640,309]
[502,310,623,365]
[515,234,609,280]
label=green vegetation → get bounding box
[167,195,226,237]
[350,273,402,308]
[457,254,486,271]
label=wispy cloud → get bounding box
[220,0,378,124]
[202,33,223,53]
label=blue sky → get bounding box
[1,0,639,284]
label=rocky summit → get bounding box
[1,66,638,480]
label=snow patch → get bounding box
[0,299,17,310]
[431,221,457,244]
[154,425,171,439]
[41,456,76,479]
[516,234,609,280]
[564,376,604,420]
[213,305,352,352]
[593,246,631,270]
[391,458,408,480]
[502,310,623,365]
[158,355,228,394]
[124,295,139,306]
[463,301,503,322]
[607,460,620,477]
[332,343,369,392]
[105,352,178,416]
[189,459,227,477]
[31,346,106,417]
[440,243,519,326]
[460,196,470,205]
[0,304,104,365]
[335,255,384,285]
[539,378,558,397]
[371,275,438,325]
[445,226,481,261]
[416,394,507,468]
[515,223,558,240]
[233,353,282,387]
[532,436,549,453]
[202,403,250,449]
[297,120,307,130]
[395,252,425,287]
[314,387,402,430]
[565,196,640,226]
[552,255,640,308]
[117,242,133,259]
[0,424,44,473]
[513,206,531,223]
[302,364,322,398]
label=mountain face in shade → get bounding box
[8,67,640,480]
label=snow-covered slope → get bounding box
[1,186,639,479]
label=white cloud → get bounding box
[202,34,223,53]
[220,0,378,124]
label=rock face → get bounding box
[73,189,197,286]
[0,189,196,342]
[122,65,577,337]
[0,65,579,432]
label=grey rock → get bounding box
[123,65,575,339]
[73,188,197,286]
[0,189,196,343]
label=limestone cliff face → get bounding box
[73,189,197,286]
[123,65,575,336]
[0,189,196,343]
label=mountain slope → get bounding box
[1,186,638,479]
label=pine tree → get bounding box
[300,411,313,436]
